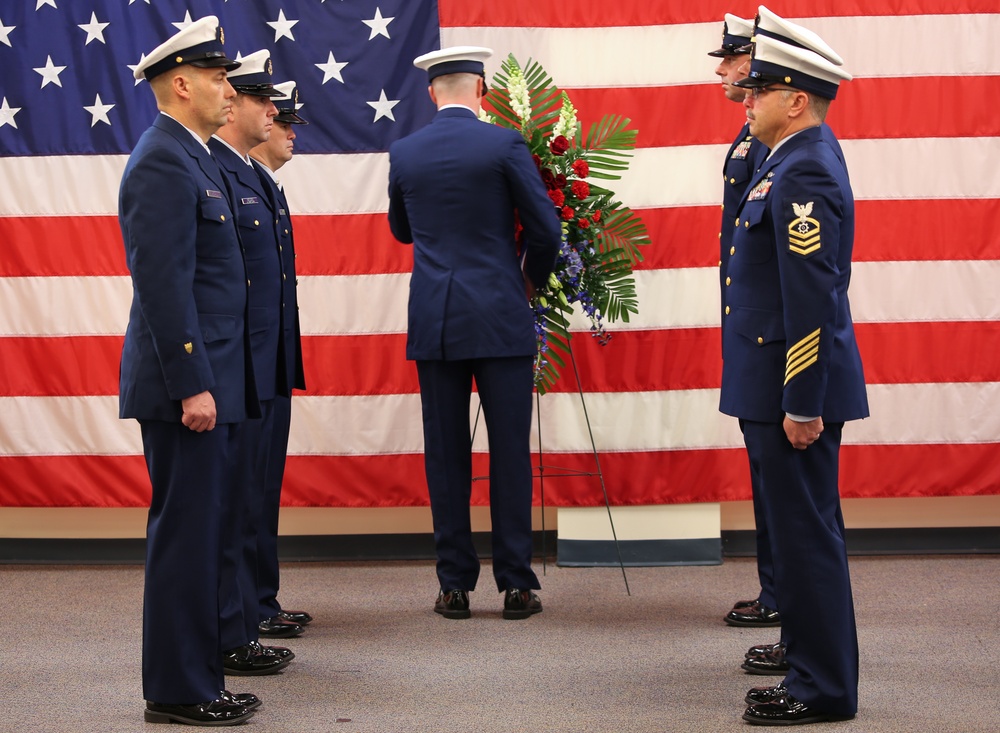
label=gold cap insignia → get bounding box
[266,59,273,76]
[219,27,225,45]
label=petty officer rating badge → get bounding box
[788,201,821,255]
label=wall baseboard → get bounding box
[1,527,996,565]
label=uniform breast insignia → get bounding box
[747,177,772,201]
[183,342,193,354]
[730,137,753,160]
[205,189,223,199]
[241,196,260,205]
[788,202,821,255]
[785,328,820,385]
[279,209,287,216]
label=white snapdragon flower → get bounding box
[552,92,578,141]
[478,109,496,124]
[507,66,531,121]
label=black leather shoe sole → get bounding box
[502,604,542,620]
[258,622,304,638]
[725,615,782,627]
[741,661,790,676]
[742,709,855,725]
[223,658,291,676]
[144,707,254,726]
[434,606,471,619]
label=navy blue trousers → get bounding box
[416,356,540,593]
[742,420,858,716]
[140,419,249,704]
[745,436,778,610]
[257,394,291,620]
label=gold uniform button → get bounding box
[254,219,259,226]
[282,273,287,280]
[284,229,289,234]
[730,246,736,255]
[718,232,722,239]
[220,215,226,222]
[725,306,731,315]
[247,279,251,286]
[718,260,722,267]
[721,204,725,211]
[735,217,740,226]
[745,221,749,228]
[729,177,736,184]
[726,277,731,286]
[279,245,283,252]
[757,337,764,345]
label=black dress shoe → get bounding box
[220,689,261,711]
[223,643,293,676]
[503,588,542,620]
[741,646,791,675]
[434,589,471,619]
[747,641,785,659]
[743,693,855,725]
[732,597,759,609]
[745,683,788,706]
[258,615,304,638]
[725,600,781,627]
[276,609,313,625]
[145,698,254,726]
[248,640,294,661]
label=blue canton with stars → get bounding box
[0,0,441,156]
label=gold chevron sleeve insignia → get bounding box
[785,328,821,384]
[788,203,821,255]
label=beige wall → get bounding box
[1,496,997,539]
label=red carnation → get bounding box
[572,180,590,200]
[561,205,575,220]
[572,159,590,178]
[550,135,570,155]
[577,218,591,229]
[548,189,566,207]
[540,168,556,189]
[592,211,602,222]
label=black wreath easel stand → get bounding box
[472,338,631,595]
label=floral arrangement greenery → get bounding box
[480,55,650,394]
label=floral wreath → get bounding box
[480,55,650,393]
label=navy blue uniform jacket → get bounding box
[720,125,868,423]
[387,107,561,360]
[209,139,303,399]
[119,114,258,423]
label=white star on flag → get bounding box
[84,93,115,127]
[316,52,348,84]
[128,0,151,4]
[172,11,194,32]
[35,0,57,10]
[362,8,394,40]
[267,10,298,42]
[367,89,399,122]
[0,18,14,47]
[127,54,147,86]
[34,56,67,89]
[78,12,110,45]
[0,97,21,129]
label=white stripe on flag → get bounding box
[3,382,999,457]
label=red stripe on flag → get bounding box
[5,198,999,278]
[439,0,997,27]
[0,455,151,507]
[4,321,997,398]
[563,77,1000,148]
[5,441,997,508]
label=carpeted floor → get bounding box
[2,555,998,732]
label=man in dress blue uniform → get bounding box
[709,13,781,633]
[720,28,868,725]
[209,52,303,675]
[732,5,855,679]
[387,46,561,620]
[248,80,312,638]
[120,16,261,726]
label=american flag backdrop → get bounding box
[1,0,999,509]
